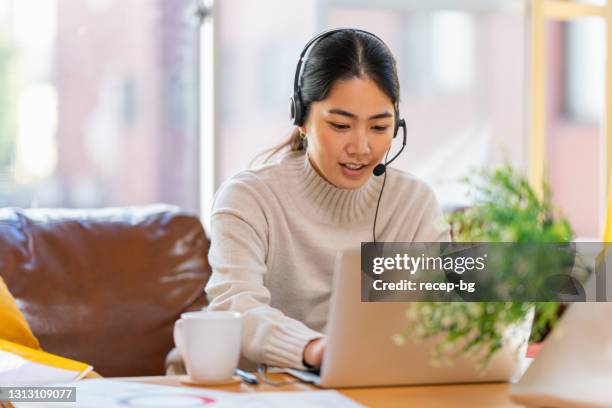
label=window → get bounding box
[0,0,201,213]
[213,0,528,210]
[531,0,608,239]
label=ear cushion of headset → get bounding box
[292,94,304,126]
[393,117,405,139]
[289,97,296,120]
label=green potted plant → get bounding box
[394,165,573,368]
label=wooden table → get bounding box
[117,373,524,407]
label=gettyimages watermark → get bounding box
[361,242,611,302]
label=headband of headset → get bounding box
[289,28,402,138]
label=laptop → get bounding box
[286,247,531,388]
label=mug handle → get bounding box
[173,318,186,361]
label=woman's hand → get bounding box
[303,337,326,368]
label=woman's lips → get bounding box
[340,163,368,178]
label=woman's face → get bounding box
[300,75,395,190]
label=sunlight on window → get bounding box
[14,84,58,183]
[432,11,475,92]
[11,0,58,184]
[566,18,605,122]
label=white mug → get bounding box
[173,311,242,382]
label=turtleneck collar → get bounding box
[280,151,384,225]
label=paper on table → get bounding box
[0,351,81,386]
[231,390,364,407]
[0,342,92,387]
[12,379,364,408]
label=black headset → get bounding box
[290,28,408,243]
[289,28,406,177]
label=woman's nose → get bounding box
[346,129,370,156]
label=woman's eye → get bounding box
[372,126,389,132]
[330,122,350,130]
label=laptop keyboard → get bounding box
[307,366,321,376]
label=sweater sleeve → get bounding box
[205,176,323,369]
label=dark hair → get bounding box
[259,29,400,163]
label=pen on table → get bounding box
[235,368,259,385]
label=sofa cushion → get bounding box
[0,205,210,377]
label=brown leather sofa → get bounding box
[0,205,210,377]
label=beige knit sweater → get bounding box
[205,151,450,369]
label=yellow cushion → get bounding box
[0,276,41,349]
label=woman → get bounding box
[205,28,450,370]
